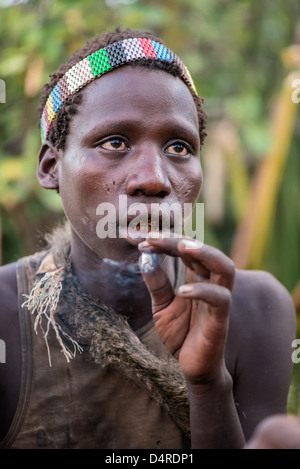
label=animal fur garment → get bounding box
[25,222,191,438]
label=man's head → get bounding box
[37,27,205,263]
[38,27,207,151]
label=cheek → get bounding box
[178,162,203,204]
[58,157,110,223]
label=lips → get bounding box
[118,202,176,245]
[136,219,157,232]
[120,217,170,246]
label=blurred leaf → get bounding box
[0,52,28,76]
[230,71,300,269]
[0,158,24,180]
[39,190,63,212]
[24,56,44,97]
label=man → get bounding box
[0,27,296,449]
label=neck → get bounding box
[69,228,153,331]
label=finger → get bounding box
[178,282,231,352]
[139,238,210,278]
[138,236,184,257]
[178,240,235,290]
[139,255,175,314]
[140,237,235,290]
[178,282,232,317]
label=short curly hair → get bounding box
[38,27,207,150]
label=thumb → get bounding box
[139,253,175,313]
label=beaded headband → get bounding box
[40,37,198,142]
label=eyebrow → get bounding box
[81,119,138,146]
[81,117,200,147]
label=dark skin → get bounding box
[0,67,296,448]
[245,415,300,449]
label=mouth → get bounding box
[137,219,159,233]
[119,210,176,246]
[122,219,171,246]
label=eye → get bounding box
[99,138,128,151]
[165,142,190,156]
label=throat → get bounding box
[98,281,153,331]
[68,229,155,330]
[72,258,153,331]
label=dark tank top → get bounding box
[0,252,189,449]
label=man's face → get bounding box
[56,66,203,262]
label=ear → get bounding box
[37,142,60,190]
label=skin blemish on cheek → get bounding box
[80,156,87,164]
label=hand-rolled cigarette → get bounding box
[139,252,162,274]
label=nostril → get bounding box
[133,189,168,198]
[155,190,168,198]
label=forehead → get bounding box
[68,66,199,135]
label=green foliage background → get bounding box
[0,0,300,414]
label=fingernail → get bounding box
[178,284,194,294]
[180,239,204,250]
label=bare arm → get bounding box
[228,270,297,441]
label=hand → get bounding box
[244,415,300,449]
[138,236,235,385]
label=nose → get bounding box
[126,151,172,198]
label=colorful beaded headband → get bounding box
[40,37,198,142]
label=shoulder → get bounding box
[226,269,297,438]
[0,261,19,339]
[0,251,48,321]
[0,261,22,441]
[227,269,297,374]
[232,269,296,323]
[0,262,18,309]
[0,261,18,280]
